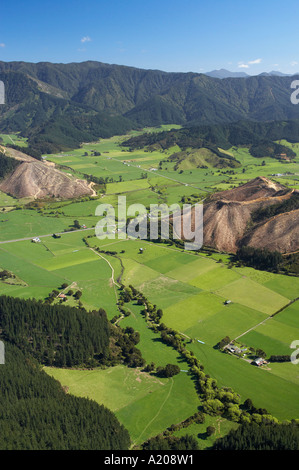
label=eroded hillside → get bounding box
[0,147,93,199]
[201,177,298,253]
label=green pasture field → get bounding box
[240,301,299,357]
[214,277,289,315]
[162,291,229,336]
[119,302,187,367]
[184,303,267,346]
[240,329,291,357]
[267,362,299,387]
[116,372,199,446]
[0,230,121,316]
[0,191,17,207]
[134,275,201,310]
[0,209,102,245]
[172,415,238,450]
[121,258,160,286]
[262,275,299,300]
[45,363,199,446]
[0,208,96,242]
[189,342,299,420]
[0,245,66,300]
[165,256,219,282]
[0,133,28,147]
[188,264,241,290]
[106,178,151,195]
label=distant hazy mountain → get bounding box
[259,71,293,77]
[205,69,250,79]
[206,69,295,79]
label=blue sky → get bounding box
[0,0,299,74]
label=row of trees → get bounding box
[114,278,299,450]
[121,285,282,428]
[117,283,286,450]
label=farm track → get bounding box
[88,247,119,287]
[0,227,95,245]
[88,247,120,306]
[133,377,174,447]
[106,155,211,192]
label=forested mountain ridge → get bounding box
[1,61,299,154]
[122,119,299,158]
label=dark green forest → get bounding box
[234,246,299,275]
[142,434,199,451]
[0,295,110,368]
[122,119,299,160]
[251,191,299,223]
[0,295,149,449]
[0,343,130,450]
[235,246,284,272]
[212,422,299,450]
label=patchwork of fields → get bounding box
[1,230,299,427]
[1,128,299,446]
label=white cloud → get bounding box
[290,61,298,67]
[0,43,5,48]
[238,58,262,69]
[248,58,262,65]
[81,36,92,43]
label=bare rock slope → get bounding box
[0,147,93,199]
[202,177,298,254]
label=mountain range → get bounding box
[1,61,299,154]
